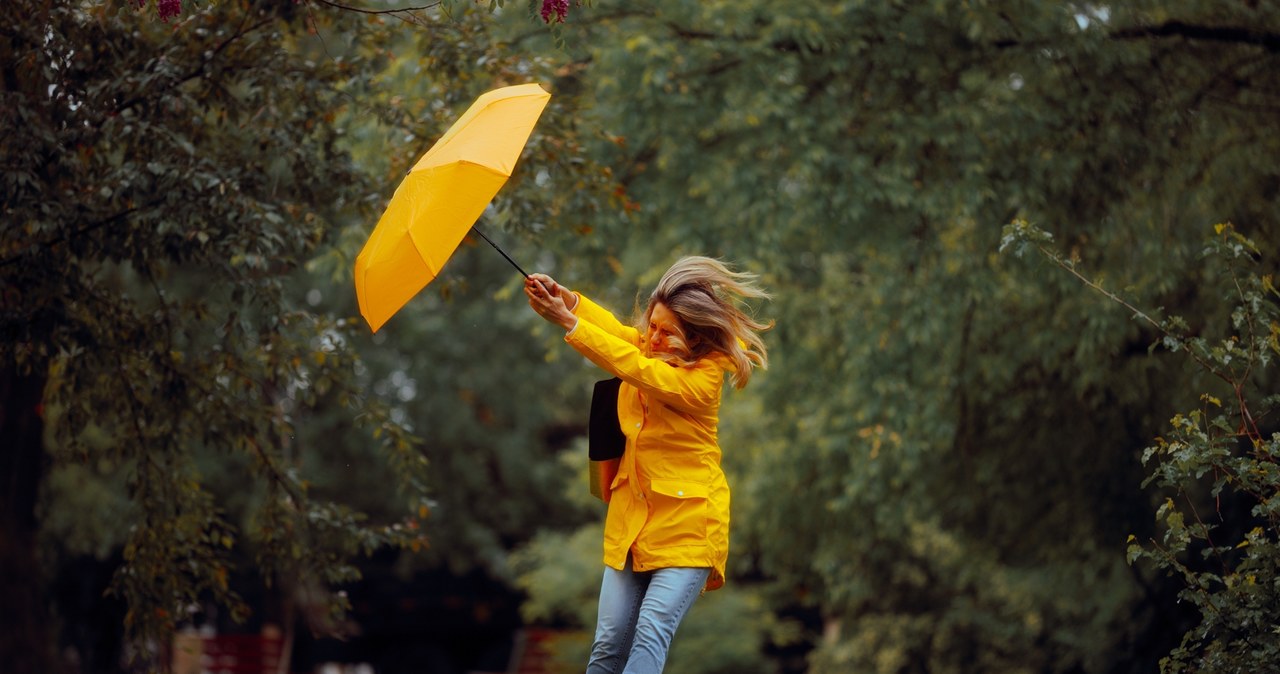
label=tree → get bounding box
[2,2,429,669]
[4,0,626,670]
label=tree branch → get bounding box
[113,15,274,116]
[1110,20,1280,53]
[992,20,1280,53]
[0,199,161,269]
[308,0,442,15]
[1029,241,1234,388]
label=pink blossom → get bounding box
[157,0,181,21]
[540,0,569,24]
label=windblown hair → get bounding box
[639,256,773,389]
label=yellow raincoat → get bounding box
[565,293,732,592]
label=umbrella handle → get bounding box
[471,225,529,278]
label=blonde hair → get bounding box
[639,256,773,389]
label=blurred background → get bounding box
[3,1,1279,672]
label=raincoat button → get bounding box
[635,423,642,429]
[677,490,684,496]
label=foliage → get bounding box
[2,0,431,665]
[11,0,1280,672]
[5,0,622,668]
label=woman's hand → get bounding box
[525,273,578,331]
[527,273,575,305]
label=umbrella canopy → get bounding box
[354,83,551,332]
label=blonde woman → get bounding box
[525,256,771,674]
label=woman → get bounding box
[524,256,772,674]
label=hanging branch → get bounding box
[308,0,442,16]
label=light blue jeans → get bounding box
[586,555,710,674]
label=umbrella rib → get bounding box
[420,88,550,164]
[415,158,515,179]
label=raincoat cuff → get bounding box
[565,317,581,336]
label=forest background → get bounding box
[3,1,1279,673]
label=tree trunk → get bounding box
[0,359,56,674]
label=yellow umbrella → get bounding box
[354,83,551,332]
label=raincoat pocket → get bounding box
[649,480,709,500]
[647,480,711,548]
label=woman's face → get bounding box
[645,301,687,357]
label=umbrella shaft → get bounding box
[471,226,529,278]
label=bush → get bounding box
[1005,221,1280,673]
